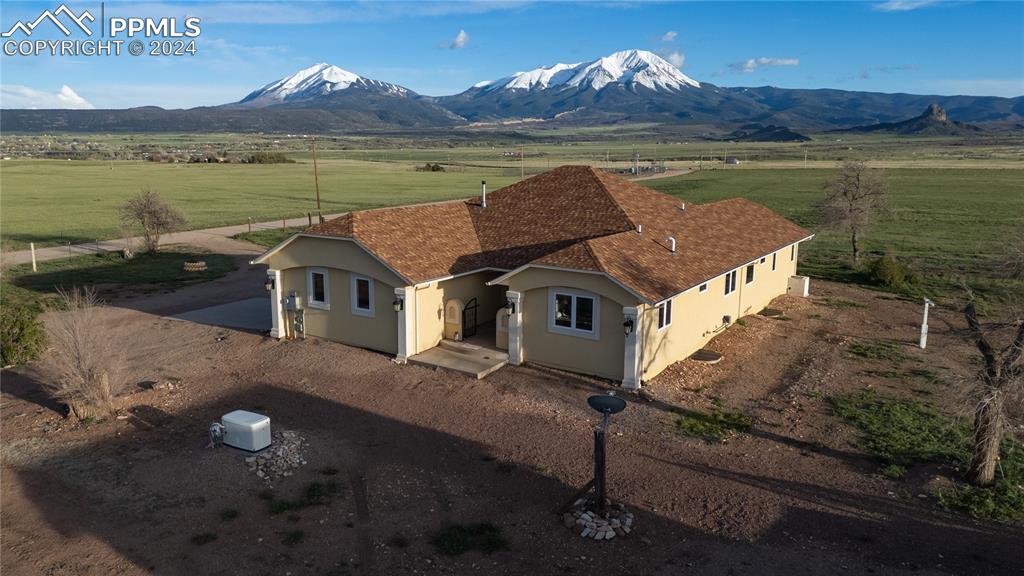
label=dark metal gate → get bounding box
[462,298,479,339]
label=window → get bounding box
[772,253,777,271]
[745,264,755,284]
[351,274,374,317]
[724,270,738,295]
[699,283,708,293]
[791,245,796,261]
[548,288,599,339]
[307,268,329,310]
[657,299,673,330]
[760,257,766,264]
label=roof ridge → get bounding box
[584,166,637,231]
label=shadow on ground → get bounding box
[5,381,1023,575]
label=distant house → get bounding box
[253,166,812,388]
[725,157,741,165]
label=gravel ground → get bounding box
[2,272,1022,576]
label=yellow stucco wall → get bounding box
[411,271,505,354]
[639,243,800,379]
[264,236,406,287]
[270,236,402,354]
[499,268,639,381]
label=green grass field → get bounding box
[1,248,236,310]
[0,159,519,251]
[643,168,1024,301]
[2,144,1021,303]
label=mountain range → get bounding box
[3,49,1022,134]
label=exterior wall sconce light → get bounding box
[505,299,516,314]
[393,297,404,312]
[264,277,275,291]
[623,317,634,336]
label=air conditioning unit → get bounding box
[221,410,271,452]
[788,275,810,297]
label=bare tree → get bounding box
[118,188,186,253]
[818,161,889,264]
[962,301,1024,486]
[39,287,128,420]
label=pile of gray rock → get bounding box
[244,429,307,481]
[562,499,634,540]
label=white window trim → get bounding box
[724,270,738,296]
[657,299,673,331]
[547,287,600,340]
[745,263,755,285]
[307,267,330,310]
[699,283,708,293]
[350,274,375,317]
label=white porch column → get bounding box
[622,306,642,390]
[394,286,415,364]
[268,269,284,339]
[506,290,524,365]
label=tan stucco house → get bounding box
[252,165,812,388]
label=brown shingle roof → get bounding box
[300,165,811,302]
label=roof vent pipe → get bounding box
[637,224,642,234]
[680,201,686,211]
[668,236,676,253]
[481,180,487,208]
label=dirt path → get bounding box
[0,213,346,267]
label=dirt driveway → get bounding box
[2,274,1021,576]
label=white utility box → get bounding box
[788,275,810,297]
[221,410,271,452]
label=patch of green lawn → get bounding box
[1,249,235,309]
[833,390,1023,522]
[233,226,303,248]
[848,340,908,363]
[673,408,753,443]
[431,523,507,556]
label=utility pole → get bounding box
[311,137,322,212]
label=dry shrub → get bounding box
[40,287,127,420]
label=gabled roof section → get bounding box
[277,165,812,299]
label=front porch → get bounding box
[408,337,509,379]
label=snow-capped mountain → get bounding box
[437,49,726,124]
[476,50,700,94]
[222,62,462,128]
[6,51,1020,133]
[237,63,410,107]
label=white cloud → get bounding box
[0,85,94,109]
[873,1,941,12]
[446,29,470,50]
[661,31,677,42]
[730,57,800,73]
[664,50,685,68]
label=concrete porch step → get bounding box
[409,344,508,379]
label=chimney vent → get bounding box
[481,180,487,208]
[637,224,643,234]
[668,236,676,253]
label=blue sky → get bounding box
[1,0,1022,109]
